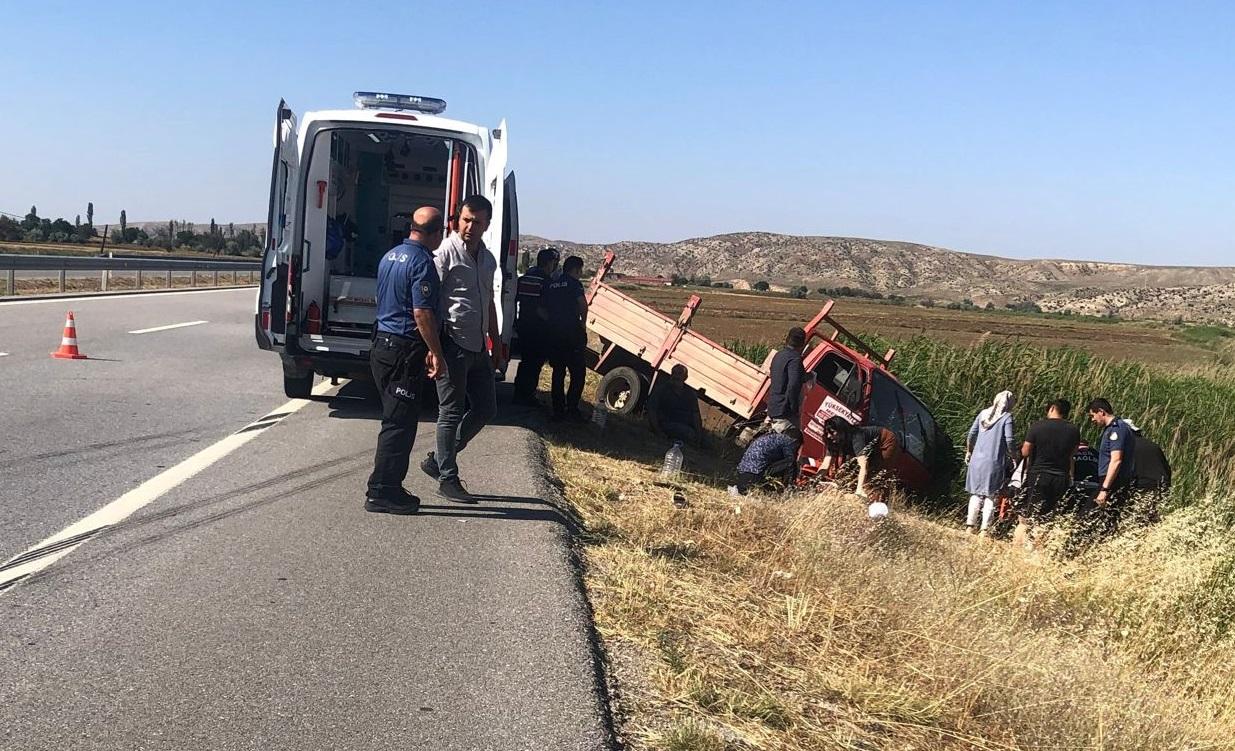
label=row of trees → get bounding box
[0,205,98,244]
[0,205,264,256]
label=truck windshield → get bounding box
[869,371,936,465]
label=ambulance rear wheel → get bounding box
[597,366,646,416]
[283,372,314,399]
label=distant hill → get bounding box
[520,232,1235,325]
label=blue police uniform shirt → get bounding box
[543,275,584,327]
[1097,417,1137,487]
[375,239,439,337]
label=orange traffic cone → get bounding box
[51,311,88,360]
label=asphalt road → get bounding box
[0,289,609,750]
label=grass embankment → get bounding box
[542,337,1235,749]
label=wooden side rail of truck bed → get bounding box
[585,252,772,419]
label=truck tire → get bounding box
[597,366,646,416]
[283,372,314,399]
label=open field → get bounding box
[0,240,252,260]
[1,271,257,296]
[624,286,1226,367]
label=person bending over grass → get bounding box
[823,416,902,500]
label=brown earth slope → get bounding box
[520,233,1235,325]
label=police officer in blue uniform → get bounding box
[1080,397,1138,538]
[511,246,560,406]
[365,207,446,514]
[543,255,589,421]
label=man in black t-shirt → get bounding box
[1014,399,1080,548]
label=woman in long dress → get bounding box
[965,390,1017,535]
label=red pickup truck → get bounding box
[584,252,946,493]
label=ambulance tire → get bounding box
[283,372,314,399]
[597,366,646,416]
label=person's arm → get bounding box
[965,417,980,462]
[787,359,804,415]
[1004,417,1016,457]
[414,309,444,379]
[1097,450,1123,506]
[646,385,663,433]
[575,294,588,322]
[411,264,445,378]
[855,455,870,496]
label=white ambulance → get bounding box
[255,92,519,397]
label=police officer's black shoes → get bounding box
[365,493,421,515]
[420,452,441,480]
[438,478,477,504]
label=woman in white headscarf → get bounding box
[964,390,1017,535]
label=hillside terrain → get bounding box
[521,233,1235,324]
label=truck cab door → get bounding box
[481,120,512,344]
[256,99,299,350]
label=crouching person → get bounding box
[647,364,703,446]
[731,424,802,496]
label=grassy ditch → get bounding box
[727,334,1235,511]
[543,405,1235,749]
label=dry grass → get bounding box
[544,408,1235,750]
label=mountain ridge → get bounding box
[518,232,1235,325]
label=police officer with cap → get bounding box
[365,206,446,514]
[512,246,560,405]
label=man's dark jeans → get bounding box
[434,339,497,483]
[366,332,426,500]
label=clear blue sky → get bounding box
[2,0,1232,265]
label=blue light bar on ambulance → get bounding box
[353,91,447,115]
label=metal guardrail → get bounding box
[0,253,261,296]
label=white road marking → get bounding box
[0,379,336,592]
[0,287,254,307]
[128,320,208,335]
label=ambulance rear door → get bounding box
[256,98,299,350]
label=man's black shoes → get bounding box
[439,478,476,504]
[365,493,421,515]
[420,452,441,480]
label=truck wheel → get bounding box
[597,366,646,415]
[283,372,314,399]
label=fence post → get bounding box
[101,269,109,292]
[5,269,13,296]
[136,269,143,289]
[166,269,172,288]
[214,270,219,286]
[59,270,66,292]
[190,271,197,288]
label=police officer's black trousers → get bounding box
[513,330,548,401]
[366,332,427,500]
[550,343,586,416]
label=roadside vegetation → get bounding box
[1,206,262,256]
[541,327,1235,749]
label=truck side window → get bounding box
[813,352,862,409]
[870,371,936,465]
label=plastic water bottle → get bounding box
[661,441,684,481]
